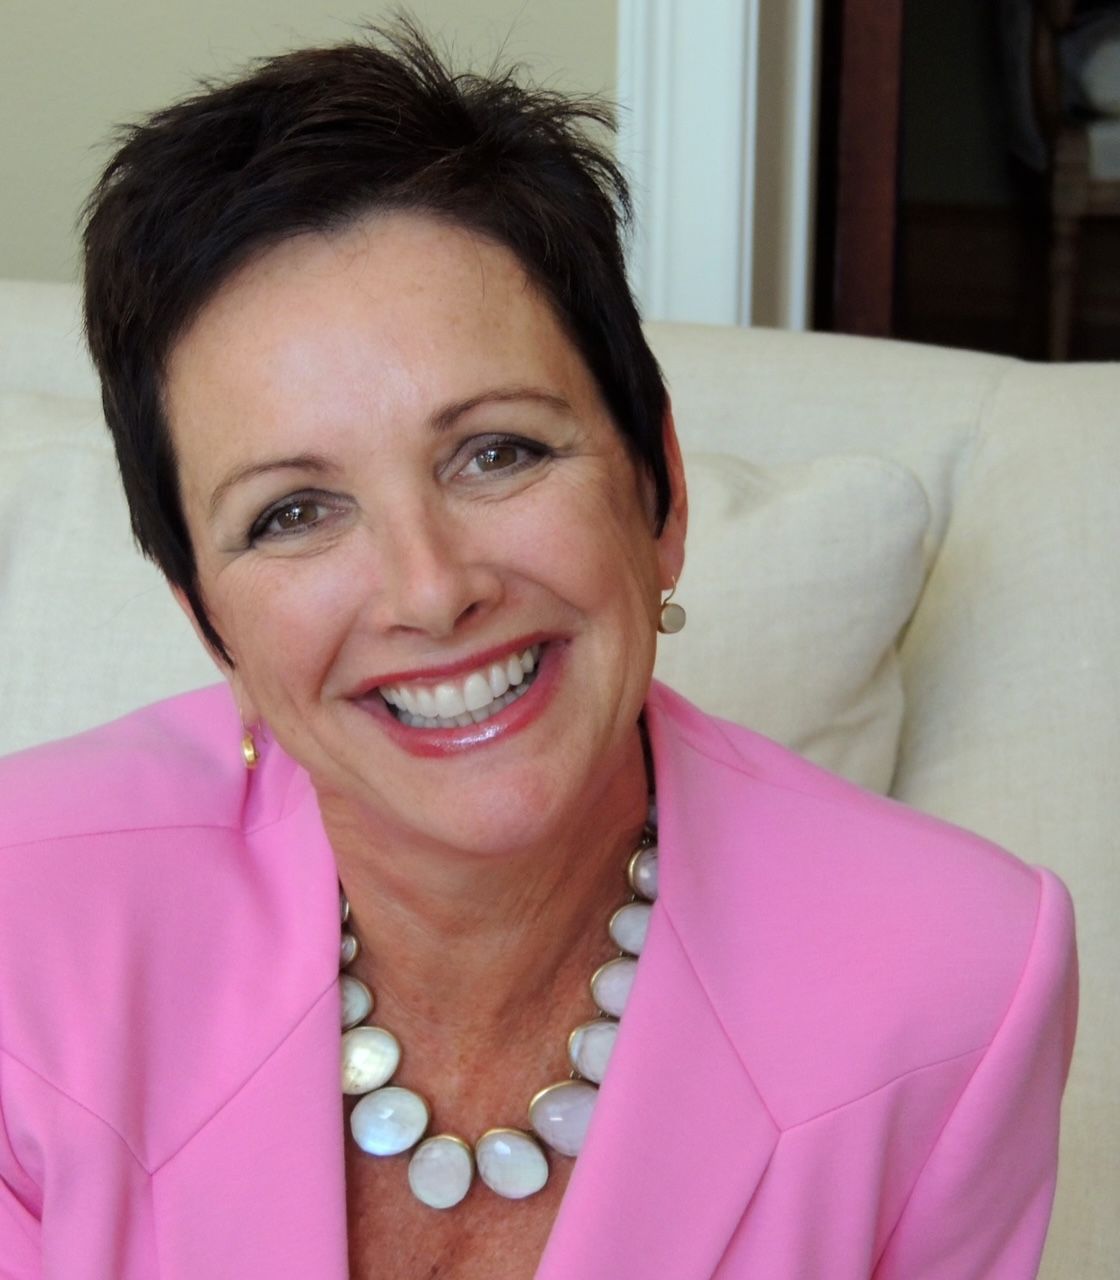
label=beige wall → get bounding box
[1,0,616,283]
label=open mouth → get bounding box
[378,644,542,729]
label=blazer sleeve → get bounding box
[873,868,1078,1280]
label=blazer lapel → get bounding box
[153,779,351,1277]
[536,906,777,1279]
[535,695,780,1279]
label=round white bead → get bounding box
[408,1135,474,1209]
[340,891,350,924]
[628,844,659,900]
[591,957,638,1018]
[340,932,359,967]
[660,601,686,634]
[568,1018,619,1084]
[475,1129,549,1199]
[529,1081,598,1157]
[340,974,374,1029]
[341,1025,401,1095]
[350,1086,429,1156]
[609,901,652,955]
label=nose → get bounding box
[368,499,501,638]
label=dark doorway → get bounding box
[815,0,1120,359]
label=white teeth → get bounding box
[379,644,541,729]
[463,672,493,712]
[434,683,467,718]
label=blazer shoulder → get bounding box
[650,678,1040,899]
[646,682,1075,1124]
[0,684,252,849]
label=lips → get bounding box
[378,644,541,729]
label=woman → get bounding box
[0,27,1075,1280]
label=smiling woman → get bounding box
[167,214,677,850]
[0,21,1076,1280]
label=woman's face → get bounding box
[164,214,686,856]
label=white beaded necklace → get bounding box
[338,800,659,1209]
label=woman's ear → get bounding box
[656,404,688,590]
[169,585,258,723]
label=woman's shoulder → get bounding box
[0,686,334,1164]
[0,684,260,851]
[648,678,1047,905]
[646,682,1076,1124]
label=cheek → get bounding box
[206,558,359,698]
[527,477,661,625]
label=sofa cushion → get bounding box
[0,390,216,755]
[653,453,931,792]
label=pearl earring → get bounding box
[658,582,686,635]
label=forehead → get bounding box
[164,213,600,443]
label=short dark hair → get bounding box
[81,23,669,659]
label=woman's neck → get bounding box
[318,732,650,1049]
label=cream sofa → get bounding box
[1,278,1116,1276]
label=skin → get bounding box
[164,212,687,1274]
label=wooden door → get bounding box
[814,0,905,335]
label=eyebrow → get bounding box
[207,386,574,517]
[430,386,574,432]
[208,454,334,518]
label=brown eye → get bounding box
[274,502,319,530]
[457,436,549,482]
[476,444,521,472]
[249,493,335,542]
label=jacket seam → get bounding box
[657,793,1045,1137]
[0,1045,149,1172]
[781,1044,986,1135]
[148,976,337,1175]
[0,794,307,856]
[656,905,782,1131]
[659,902,998,1136]
[0,975,338,1179]
[0,820,239,857]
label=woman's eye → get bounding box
[460,437,547,478]
[249,494,329,541]
[476,443,522,471]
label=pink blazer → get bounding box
[0,682,1076,1278]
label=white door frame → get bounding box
[617,0,820,329]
